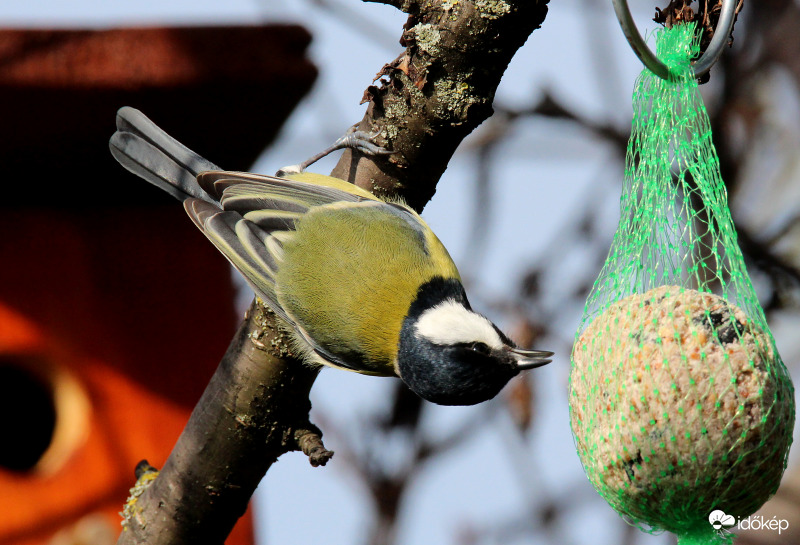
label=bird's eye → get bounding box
[469,342,491,355]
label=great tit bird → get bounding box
[109,107,553,406]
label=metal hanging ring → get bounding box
[612,0,737,80]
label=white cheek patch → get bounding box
[415,300,504,349]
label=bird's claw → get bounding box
[276,128,393,177]
[333,130,393,157]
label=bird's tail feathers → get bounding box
[109,106,219,202]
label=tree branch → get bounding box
[333,0,550,211]
[116,1,550,543]
[117,301,328,544]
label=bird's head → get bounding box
[397,282,552,406]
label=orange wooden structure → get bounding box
[0,25,316,545]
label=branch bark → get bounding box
[116,1,550,543]
[117,301,329,544]
[333,0,550,211]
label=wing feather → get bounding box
[221,193,311,214]
[184,198,292,325]
[243,209,300,231]
[197,171,378,205]
[234,220,280,280]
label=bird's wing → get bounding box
[184,171,412,372]
[189,169,383,299]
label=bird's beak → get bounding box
[508,347,553,370]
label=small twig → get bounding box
[293,426,335,467]
[362,0,415,11]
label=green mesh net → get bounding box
[569,25,795,545]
